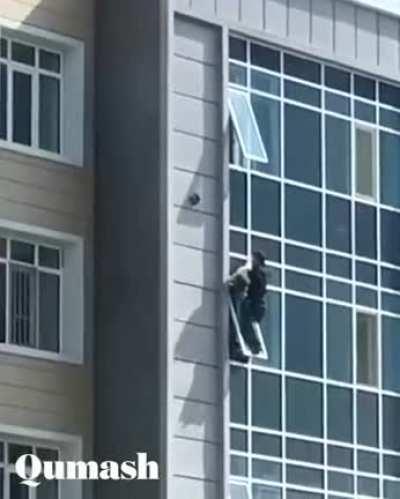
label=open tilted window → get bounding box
[228,88,269,164]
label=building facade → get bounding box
[0,0,400,498]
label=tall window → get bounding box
[0,36,62,154]
[229,36,400,499]
[0,438,60,498]
[0,237,61,353]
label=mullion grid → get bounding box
[228,37,400,499]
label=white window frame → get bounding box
[0,423,82,499]
[0,19,84,167]
[0,220,84,364]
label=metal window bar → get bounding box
[10,264,36,347]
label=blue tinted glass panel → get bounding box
[286,271,322,296]
[382,267,400,291]
[382,292,400,314]
[327,280,351,302]
[328,386,353,442]
[356,261,377,285]
[326,255,352,279]
[358,451,379,473]
[251,70,280,95]
[284,54,320,83]
[329,472,354,493]
[252,95,281,175]
[229,37,246,61]
[326,116,351,194]
[286,245,321,272]
[355,101,376,123]
[286,295,322,377]
[285,81,320,107]
[381,132,400,208]
[253,433,282,457]
[287,439,323,464]
[356,287,377,308]
[358,391,378,447]
[252,371,281,430]
[253,459,282,482]
[327,304,352,383]
[252,237,281,263]
[329,446,353,470]
[380,108,400,131]
[384,455,400,477]
[285,105,321,186]
[251,176,280,235]
[287,379,322,437]
[381,209,400,266]
[356,203,376,259]
[355,74,376,100]
[230,231,247,255]
[230,171,247,228]
[287,465,323,489]
[383,316,400,393]
[326,196,351,253]
[325,66,350,92]
[383,396,400,451]
[380,82,400,108]
[230,366,247,424]
[286,186,321,246]
[325,92,350,115]
[229,63,247,86]
[251,43,280,71]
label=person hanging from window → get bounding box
[228,251,268,361]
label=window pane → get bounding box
[355,101,376,123]
[287,379,322,437]
[356,287,377,309]
[252,459,281,482]
[231,429,247,451]
[355,74,376,100]
[325,92,350,115]
[288,492,322,499]
[286,295,322,377]
[380,108,400,131]
[385,480,400,499]
[251,177,280,235]
[0,263,5,343]
[285,105,321,186]
[39,49,61,73]
[356,203,376,259]
[380,81,400,108]
[0,64,7,139]
[356,261,377,285]
[287,465,323,489]
[11,42,35,65]
[230,171,246,228]
[327,280,351,303]
[251,95,280,175]
[230,63,247,86]
[284,81,320,107]
[325,66,350,92]
[381,132,400,208]
[328,446,353,469]
[229,89,268,162]
[383,396,400,451]
[359,450,379,473]
[287,439,323,464]
[13,71,32,145]
[8,443,33,463]
[251,70,280,96]
[256,291,281,369]
[37,479,59,499]
[328,386,353,442]
[252,372,281,430]
[286,271,321,296]
[286,245,321,272]
[327,304,352,383]
[358,477,379,497]
[357,312,378,386]
[381,209,400,266]
[10,265,36,348]
[230,231,246,255]
[286,186,321,246]
[326,116,351,194]
[251,43,280,72]
[357,391,378,447]
[328,472,354,493]
[230,366,247,424]
[383,316,400,392]
[11,240,34,263]
[39,272,60,352]
[253,433,281,457]
[284,54,321,83]
[326,196,351,253]
[355,126,376,199]
[382,267,400,291]
[39,75,60,153]
[383,292,400,314]
[39,246,60,269]
[326,254,351,279]
[384,454,400,477]
[252,237,281,263]
[231,455,247,476]
[253,484,282,499]
[229,37,246,61]
[10,472,29,499]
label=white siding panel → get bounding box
[288,0,311,44]
[191,0,216,17]
[311,0,334,52]
[265,0,288,37]
[378,15,400,72]
[174,57,219,102]
[174,245,218,290]
[173,94,219,140]
[173,132,220,177]
[240,0,265,31]
[173,397,219,442]
[174,168,218,215]
[172,437,219,481]
[174,360,218,403]
[217,0,240,22]
[175,17,220,65]
[174,283,217,328]
[172,476,218,499]
[174,320,217,366]
[173,207,218,252]
[356,8,378,66]
[335,1,357,60]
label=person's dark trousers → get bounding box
[240,297,265,354]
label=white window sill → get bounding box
[0,343,83,365]
[0,139,82,168]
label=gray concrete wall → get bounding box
[95,0,167,498]
[171,16,223,499]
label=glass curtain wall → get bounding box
[229,36,400,499]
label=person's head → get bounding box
[252,251,266,268]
